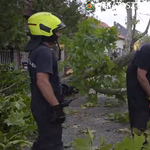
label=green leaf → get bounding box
[114,134,145,150]
[147,120,150,129]
[0,143,5,150]
[86,128,95,144]
[101,144,113,150]
[26,125,37,131]
[72,138,90,150]
[5,140,32,148]
[100,136,105,146]
[114,136,134,150]
[4,110,26,126]
[0,131,2,136]
[133,133,145,148]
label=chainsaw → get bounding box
[60,97,78,107]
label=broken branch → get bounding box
[0,83,17,93]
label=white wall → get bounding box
[115,39,125,56]
[20,52,29,63]
[115,39,124,49]
[103,39,125,57]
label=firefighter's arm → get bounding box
[137,68,150,97]
[37,72,59,106]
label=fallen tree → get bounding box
[61,50,135,84]
[61,52,132,97]
[60,8,150,100]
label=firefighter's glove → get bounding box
[51,104,66,124]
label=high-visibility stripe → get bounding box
[28,23,37,26]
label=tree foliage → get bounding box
[0,0,83,49]
[73,126,150,150]
[0,64,36,149]
[60,1,150,101]
[61,18,127,103]
[0,0,28,50]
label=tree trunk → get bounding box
[113,50,135,67]
[125,4,132,53]
[93,87,127,96]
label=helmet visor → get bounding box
[57,21,66,30]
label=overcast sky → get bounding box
[82,0,150,34]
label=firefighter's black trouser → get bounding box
[30,99,64,150]
[126,77,149,130]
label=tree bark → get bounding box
[125,4,132,53]
[113,50,135,67]
[93,87,127,96]
[131,6,150,49]
[133,18,150,43]
[132,6,137,38]
[131,5,137,51]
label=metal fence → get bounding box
[0,50,13,64]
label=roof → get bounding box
[98,21,125,40]
[118,34,125,40]
[98,21,110,28]
[114,22,139,38]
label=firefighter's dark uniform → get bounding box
[27,42,64,150]
[126,43,150,130]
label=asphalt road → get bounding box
[62,94,129,149]
[24,94,130,150]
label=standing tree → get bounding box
[85,0,150,66]
[0,0,28,50]
[139,34,150,46]
[98,0,150,53]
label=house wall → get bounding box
[20,51,29,63]
[104,39,125,57]
[115,39,125,56]
[116,39,124,49]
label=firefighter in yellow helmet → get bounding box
[24,12,66,150]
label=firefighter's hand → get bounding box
[51,104,66,124]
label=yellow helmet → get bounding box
[28,12,66,37]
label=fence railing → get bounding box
[0,50,12,64]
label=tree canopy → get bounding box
[61,17,127,103]
[0,0,83,50]
[0,0,27,50]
